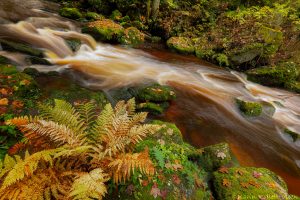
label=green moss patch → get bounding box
[119,27,144,47]
[167,37,195,54]
[0,39,43,58]
[135,84,176,102]
[59,7,82,20]
[213,167,288,200]
[236,99,263,117]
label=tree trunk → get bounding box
[151,0,160,20]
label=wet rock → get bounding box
[82,19,124,42]
[137,102,169,115]
[135,84,176,102]
[0,39,43,57]
[59,7,82,20]
[167,37,195,54]
[284,129,299,142]
[0,55,14,65]
[23,68,41,78]
[246,62,299,87]
[236,99,263,117]
[25,56,51,66]
[190,143,233,171]
[213,167,289,200]
[65,38,81,52]
[119,27,144,47]
[85,12,104,21]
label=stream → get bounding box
[1,0,300,196]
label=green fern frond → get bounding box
[1,149,59,189]
[77,102,97,129]
[38,100,85,134]
[0,154,18,179]
[69,168,109,200]
[24,120,86,148]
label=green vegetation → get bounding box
[284,129,299,142]
[236,99,263,117]
[120,27,145,47]
[167,37,195,54]
[59,7,82,19]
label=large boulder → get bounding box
[0,39,43,57]
[119,27,144,47]
[213,167,289,200]
[246,62,299,87]
[82,19,124,42]
[59,7,82,20]
[167,37,195,54]
[135,84,176,102]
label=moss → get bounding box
[167,37,195,54]
[258,24,283,45]
[236,99,263,117]
[82,19,124,42]
[213,167,289,200]
[228,43,264,66]
[214,54,230,67]
[149,120,184,144]
[135,84,176,102]
[284,129,299,142]
[0,39,43,58]
[23,68,41,78]
[0,65,18,75]
[246,62,299,87]
[0,56,12,65]
[65,38,81,52]
[191,143,232,171]
[137,102,168,115]
[285,81,300,93]
[119,27,145,47]
[110,10,122,21]
[85,12,104,21]
[59,7,82,20]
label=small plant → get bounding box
[0,98,161,199]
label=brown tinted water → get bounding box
[1,0,300,196]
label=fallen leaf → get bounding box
[150,183,161,198]
[222,179,231,187]
[141,180,149,187]
[236,195,242,200]
[252,171,263,179]
[0,88,8,95]
[165,162,173,169]
[235,169,244,176]
[0,98,9,106]
[249,180,260,188]
[126,184,135,195]
[266,182,277,189]
[12,100,24,109]
[160,189,168,199]
[240,182,250,189]
[258,196,267,200]
[20,79,31,86]
[219,166,229,174]
[172,174,181,185]
[216,152,227,160]
[158,139,165,145]
[166,128,173,135]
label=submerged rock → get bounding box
[246,62,299,87]
[167,37,195,54]
[25,56,51,66]
[59,7,82,20]
[284,129,299,142]
[82,19,124,42]
[0,39,43,57]
[213,167,289,200]
[236,99,263,117]
[65,38,81,52]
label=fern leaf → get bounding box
[126,98,136,116]
[109,149,155,184]
[69,168,109,200]
[0,154,17,179]
[77,101,97,129]
[38,99,85,134]
[128,124,161,144]
[1,149,58,188]
[24,120,85,148]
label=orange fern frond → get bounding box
[5,116,30,127]
[108,148,155,184]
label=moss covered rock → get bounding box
[246,62,299,87]
[149,120,184,144]
[0,40,43,58]
[65,38,81,52]
[285,81,300,93]
[190,143,233,171]
[136,84,176,102]
[213,167,289,200]
[0,65,18,75]
[0,56,13,65]
[110,10,122,21]
[236,99,263,117]
[119,27,144,47]
[82,19,124,42]
[284,129,299,142]
[85,12,104,21]
[25,56,51,66]
[137,102,169,115]
[59,7,82,20]
[167,37,195,54]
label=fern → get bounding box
[152,147,165,169]
[77,102,97,129]
[69,168,109,200]
[109,149,155,184]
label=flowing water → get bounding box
[1,0,300,195]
